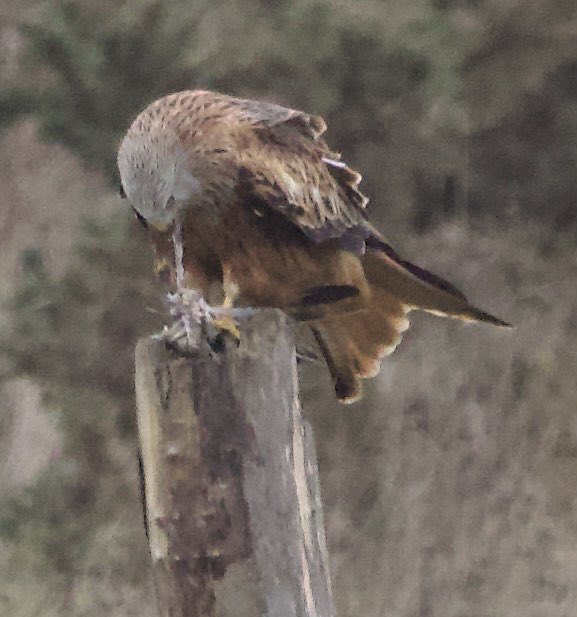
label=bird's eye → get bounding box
[119,184,127,198]
[166,196,176,208]
[131,206,148,229]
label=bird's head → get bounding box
[117,124,201,230]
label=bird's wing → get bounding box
[202,92,370,247]
[219,93,329,140]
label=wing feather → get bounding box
[165,89,370,249]
[212,94,370,247]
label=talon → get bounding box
[164,286,242,352]
[211,315,241,342]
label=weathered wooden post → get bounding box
[135,309,335,617]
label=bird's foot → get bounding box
[210,313,241,344]
[163,290,259,353]
[207,306,261,349]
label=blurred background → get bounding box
[0,0,576,615]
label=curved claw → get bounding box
[211,314,241,342]
[165,289,259,349]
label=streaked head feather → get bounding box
[117,119,201,226]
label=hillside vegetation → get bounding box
[0,1,576,615]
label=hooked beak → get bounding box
[148,205,184,233]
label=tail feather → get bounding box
[311,324,359,403]
[309,242,510,404]
[451,305,512,328]
[310,297,408,404]
[362,249,511,328]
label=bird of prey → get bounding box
[117,90,510,403]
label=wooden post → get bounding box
[134,309,335,617]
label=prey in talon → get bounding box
[118,90,511,403]
[164,286,246,352]
[170,219,241,350]
[149,194,244,351]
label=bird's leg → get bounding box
[163,220,253,348]
[210,268,241,342]
[163,224,242,350]
[160,216,211,349]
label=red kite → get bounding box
[118,90,510,403]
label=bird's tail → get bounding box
[309,310,404,403]
[310,248,510,403]
[361,249,511,327]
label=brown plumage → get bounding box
[118,90,511,403]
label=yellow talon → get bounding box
[212,314,241,341]
[211,280,241,342]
